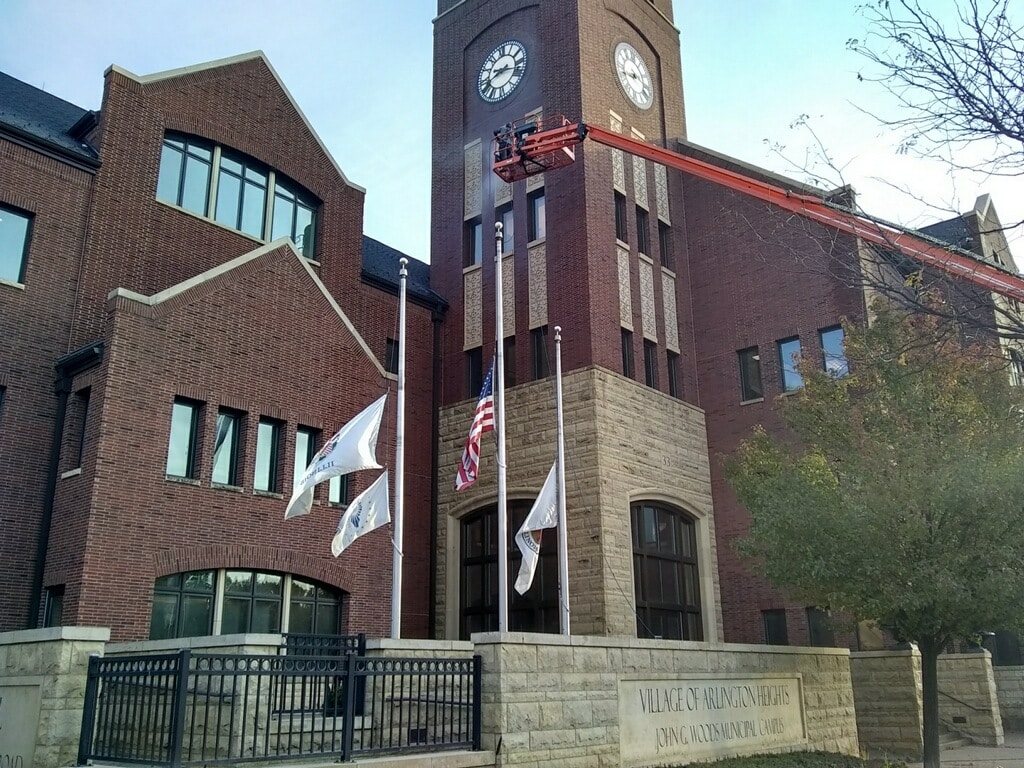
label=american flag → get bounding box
[455,360,495,491]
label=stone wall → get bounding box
[937,653,1004,745]
[475,633,858,768]
[850,650,923,758]
[993,667,1024,732]
[0,626,110,768]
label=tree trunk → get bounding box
[920,640,942,768]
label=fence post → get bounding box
[472,654,482,751]
[341,650,359,761]
[77,654,102,765]
[167,648,191,768]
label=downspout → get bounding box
[28,343,104,628]
[428,304,444,638]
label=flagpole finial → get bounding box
[399,257,408,275]
[495,221,503,239]
[555,325,562,342]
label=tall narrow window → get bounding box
[621,329,634,378]
[289,578,342,635]
[503,337,517,387]
[43,585,64,628]
[271,178,317,259]
[632,503,703,640]
[465,217,483,267]
[0,204,32,284]
[643,340,658,387]
[74,388,90,468]
[667,351,681,398]
[212,409,243,486]
[778,337,804,392]
[614,192,628,242]
[156,135,213,215]
[497,203,514,254]
[329,475,350,507]
[763,609,789,645]
[254,418,282,492]
[466,347,484,398]
[636,207,650,256]
[385,338,399,374]
[1012,350,1024,387]
[738,347,763,402]
[819,326,849,377]
[527,190,546,242]
[531,326,550,379]
[215,154,268,238]
[659,221,673,269]
[293,427,318,490]
[166,398,201,478]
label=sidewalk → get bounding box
[909,732,1024,768]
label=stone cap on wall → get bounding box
[0,626,110,646]
[108,632,283,654]
[470,631,851,656]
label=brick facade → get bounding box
[1,55,440,640]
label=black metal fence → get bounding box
[78,645,482,767]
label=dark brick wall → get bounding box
[0,140,94,630]
[684,173,868,644]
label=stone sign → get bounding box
[0,684,41,768]
[619,674,806,766]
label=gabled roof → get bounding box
[362,236,446,309]
[0,71,99,165]
[109,51,364,193]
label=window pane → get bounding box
[667,352,681,398]
[255,572,283,596]
[254,419,279,492]
[778,338,804,391]
[251,600,281,633]
[820,327,849,377]
[294,428,316,490]
[291,578,315,600]
[215,172,241,228]
[314,601,340,635]
[181,155,210,215]
[183,570,215,592]
[181,595,213,637]
[295,204,314,258]
[222,597,250,634]
[329,474,349,505]
[528,192,545,241]
[289,601,314,634]
[272,193,294,241]
[156,144,183,204]
[225,570,253,594]
[150,594,179,640]
[166,400,197,477]
[211,410,240,485]
[738,347,763,401]
[240,180,266,237]
[0,206,30,284]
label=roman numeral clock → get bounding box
[478,40,527,103]
[614,41,653,109]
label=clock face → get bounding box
[478,40,527,103]
[614,42,653,109]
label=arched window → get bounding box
[631,502,703,640]
[460,501,559,638]
[149,569,343,640]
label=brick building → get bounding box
[2,0,1018,646]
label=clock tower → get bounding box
[431,0,723,642]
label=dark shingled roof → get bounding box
[0,71,98,164]
[919,216,975,255]
[361,235,446,308]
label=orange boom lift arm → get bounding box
[492,116,1024,303]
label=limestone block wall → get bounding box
[993,667,1024,731]
[937,653,1004,745]
[850,650,923,758]
[0,626,110,768]
[436,366,722,642]
[475,633,858,768]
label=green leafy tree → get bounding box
[727,301,1024,768]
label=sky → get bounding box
[0,1,1020,265]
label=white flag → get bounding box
[514,462,559,595]
[285,394,387,519]
[331,470,391,556]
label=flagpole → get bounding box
[391,258,408,639]
[554,326,570,635]
[494,222,509,633]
